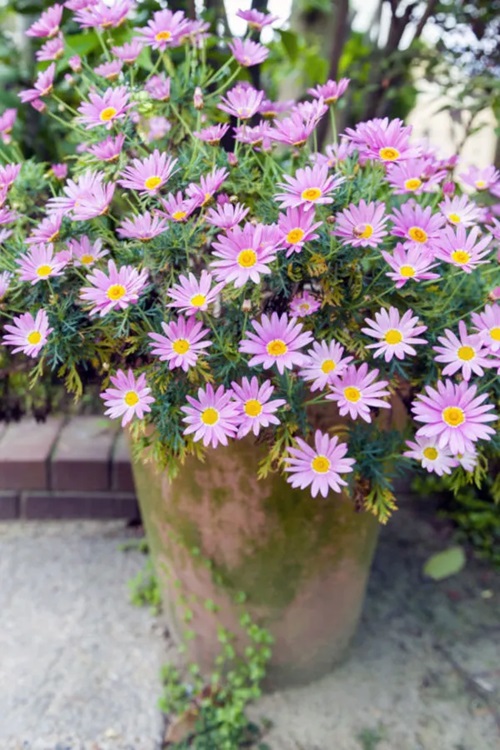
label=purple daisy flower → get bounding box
[193,123,230,146]
[433,225,491,272]
[79,260,148,317]
[460,165,500,192]
[275,164,344,212]
[46,170,105,215]
[0,163,21,190]
[278,206,322,256]
[74,0,134,30]
[144,74,171,101]
[289,290,321,319]
[67,236,108,267]
[148,315,212,372]
[186,167,228,208]
[35,35,64,62]
[284,430,355,498]
[77,86,131,130]
[117,211,169,241]
[210,223,278,288]
[268,104,326,148]
[411,380,497,454]
[404,436,458,476]
[135,9,191,50]
[112,40,144,64]
[17,243,67,284]
[158,191,197,222]
[239,312,314,374]
[2,309,53,357]
[344,117,419,163]
[181,383,239,449]
[361,306,427,362]
[218,84,264,120]
[326,363,391,422]
[230,376,286,438]
[308,78,350,105]
[71,178,115,221]
[438,195,483,228]
[390,202,446,248]
[87,134,125,162]
[299,340,353,391]
[26,4,63,38]
[51,163,67,180]
[229,38,269,67]
[381,244,440,288]
[233,121,273,149]
[95,59,123,81]
[0,109,16,144]
[205,202,249,231]
[118,150,177,195]
[235,8,278,30]
[433,321,492,381]
[26,212,63,245]
[471,304,500,353]
[334,200,387,248]
[19,63,56,103]
[101,369,154,427]
[385,157,446,195]
[166,270,224,316]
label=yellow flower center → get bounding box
[286,228,305,244]
[266,339,288,357]
[404,178,422,191]
[172,210,187,221]
[172,338,190,355]
[379,146,400,161]
[144,175,162,191]
[490,326,500,341]
[353,223,373,239]
[408,226,428,243]
[155,30,172,42]
[99,106,117,122]
[244,399,263,417]
[442,406,465,427]
[475,180,486,190]
[299,303,310,313]
[190,293,206,307]
[451,249,471,265]
[237,249,258,268]
[457,345,475,361]
[201,407,219,426]
[301,187,322,202]
[107,283,126,301]
[321,359,336,374]
[124,390,139,406]
[36,264,53,278]
[423,446,438,460]
[399,265,416,277]
[344,386,361,403]
[311,455,331,473]
[384,329,403,345]
[27,331,42,345]
[447,212,461,224]
[48,231,59,242]
[80,254,94,265]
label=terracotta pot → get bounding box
[131,429,381,688]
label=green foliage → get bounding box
[357,724,386,750]
[128,557,162,615]
[423,546,466,581]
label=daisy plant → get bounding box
[0,3,499,523]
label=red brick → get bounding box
[111,432,135,492]
[0,418,63,490]
[0,491,19,519]
[22,491,139,520]
[51,417,118,492]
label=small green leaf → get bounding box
[423,546,466,581]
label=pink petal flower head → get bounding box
[78,86,131,129]
[0,271,12,299]
[453,448,478,472]
[258,98,294,118]
[299,340,353,391]
[186,167,228,208]
[284,430,355,498]
[193,123,230,146]
[312,138,355,169]
[205,202,249,231]
[87,133,125,162]
[471,304,500,353]
[344,117,419,163]
[361,306,427,362]
[460,165,500,193]
[144,74,171,101]
[67,235,108,266]
[438,194,483,228]
[381,244,439,288]
[51,163,68,179]
[0,108,17,143]
[46,169,105,215]
[210,222,279,288]
[239,312,314,374]
[139,115,171,143]
[95,59,123,80]
[233,121,273,150]
[135,9,191,50]
[26,4,63,38]
[158,191,197,222]
[35,35,65,62]
[112,39,144,63]
[181,383,239,449]
[307,78,350,105]
[385,157,446,195]
[268,109,321,148]
[404,436,458,476]
[149,315,212,372]
[289,290,321,319]
[433,225,491,272]
[118,150,177,195]
[0,163,21,191]
[74,0,134,29]
[277,205,322,256]
[218,84,264,120]
[235,8,279,30]
[166,270,224,316]
[101,369,154,427]
[229,38,269,67]
[326,363,391,422]
[275,164,343,212]
[230,376,286,438]
[19,63,56,103]
[433,321,492,381]
[17,243,67,284]
[26,213,63,245]
[411,379,497,454]
[334,199,387,248]
[389,201,445,249]
[0,205,17,225]
[117,211,168,241]
[72,178,115,221]
[79,259,148,317]
[2,309,53,357]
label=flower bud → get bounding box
[442,181,455,196]
[227,152,238,167]
[193,87,204,110]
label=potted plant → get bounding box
[0,3,498,687]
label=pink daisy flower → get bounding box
[166,271,224,316]
[239,312,314,374]
[2,309,52,357]
[19,63,56,103]
[94,60,123,81]
[26,213,63,245]
[361,307,427,362]
[471,304,500,353]
[230,376,286,439]
[46,170,105,215]
[101,369,154,427]
[0,108,17,144]
[186,167,228,207]
[144,74,171,101]
[35,35,65,62]
[433,225,491,272]
[433,321,491,381]
[117,211,168,241]
[72,179,115,221]
[74,0,134,30]
[118,150,177,195]
[210,223,278,288]
[334,200,387,248]
[218,84,264,120]
[0,205,16,225]
[79,260,148,317]
[326,363,391,422]
[258,98,293,118]
[313,139,355,169]
[438,195,483,228]
[381,244,439,288]
[389,202,445,248]
[411,379,497,454]
[0,271,12,299]
[26,4,63,38]
[284,430,355,499]
[278,206,322,256]
[233,121,273,149]
[67,235,108,266]
[404,436,457,476]
[275,164,343,212]
[112,40,144,63]
[87,133,125,162]
[158,191,197,222]
[135,9,191,50]
[51,163,68,180]
[181,383,239,449]
[308,78,349,105]
[344,117,419,163]
[385,158,446,195]
[235,8,278,30]
[148,315,212,372]
[268,109,323,149]
[78,86,131,130]
[454,449,478,472]
[299,340,353,391]
[0,163,21,190]
[289,291,321,319]
[205,202,249,231]
[68,55,82,72]
[17,243,67,284]
[460,165,500,192]
[229,38,268,67]
[193,123,230,146]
